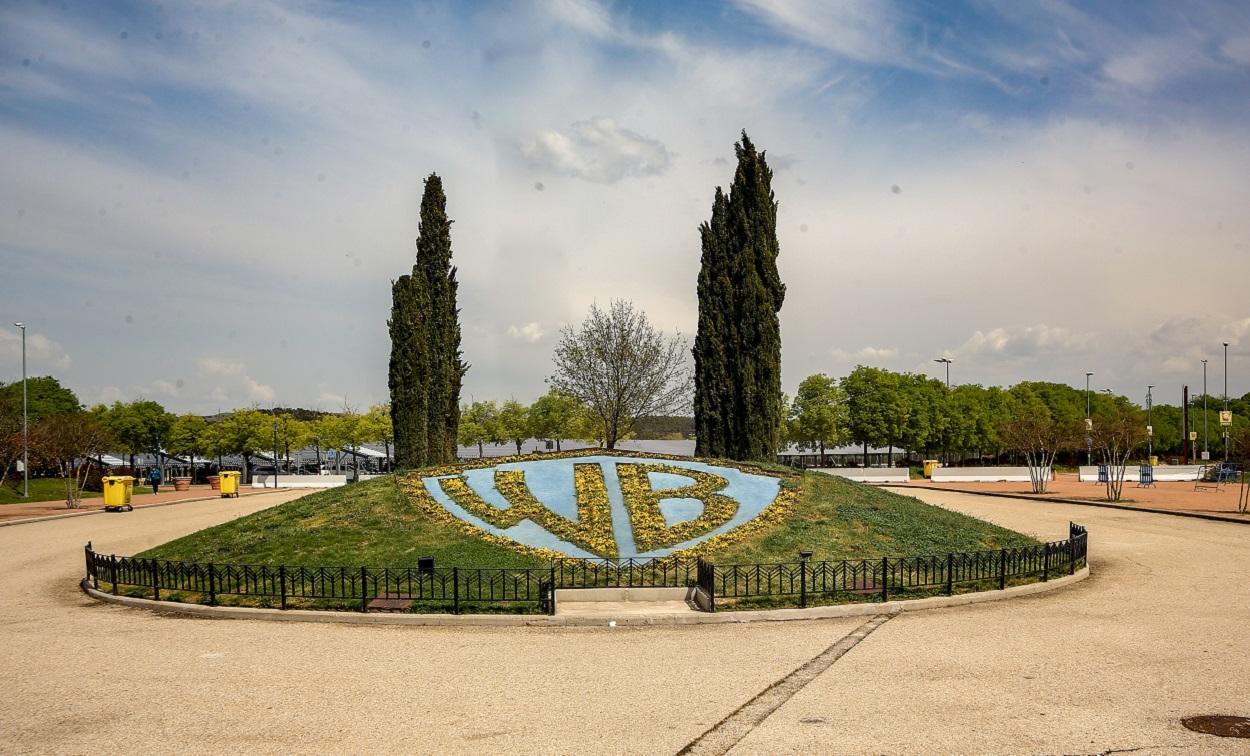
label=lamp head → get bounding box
[13,322,23,329]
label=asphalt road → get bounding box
[1,487,1247,754]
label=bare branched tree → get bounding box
[998,414,1082,494]
[548,300,690,449]
[32,412,115,508]
[1090,406,1147,502]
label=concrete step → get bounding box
[555,600,697,618]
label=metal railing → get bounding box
[83,523,1087,616]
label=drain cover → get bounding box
[1181,715,1250,738]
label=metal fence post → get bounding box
[110,554,119,596]
[800,558,808,609]
[453,567,460,615]
[360,566,369,613]
[1069,536,1077,575]
[208,563,217,606]
[279,565,287,610]
[151,558,160,601]
[84,542,94,588]
[945,553,954,596]
[1042,543,1050,582]
[998,549,1007,590]
[549,565,557,615]
[880,557,888,602]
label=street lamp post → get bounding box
[934,357,952,465]
[272,421,280,490]
[12,323,27,498]
[1085,372,1094,466]
[1202,359,1209,460]
[1146,385,1154,463]
[1224,342,1231,463]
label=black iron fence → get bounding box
[83,523,1087,616]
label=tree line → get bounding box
[785,365,1250,470]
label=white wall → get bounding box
[816,468,911,484]
[251,474,385,489]
[930,466,1049,483]
[1077,465,1204,482]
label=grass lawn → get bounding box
[0,478,101,505]
[139,465,1037,568]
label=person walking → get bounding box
[147,466,162,494]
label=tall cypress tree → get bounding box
[694,132,785,461]
[389,174,465,469]
[388,272,430,468]
[414,174,465,464]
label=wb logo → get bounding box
[422,456,781,558]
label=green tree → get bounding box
[30,410,114,507]
[789,374,848,460]
[0,376,80,422]
[388,174,466,470]
[213,409,272,482]
[841,366,891,466]
[166,414,208,481]
[527,391,581,451]
[359,403,395,465]
[458,400,500,458]
[694,132,785,462]
[496,400,530,455]
[96,400,174,470]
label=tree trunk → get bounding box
[887,444,893,468]
[515,439,523,454]
[477,442,484,458]
[862,442,868,468]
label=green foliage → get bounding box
[166,414,208,461]
[94,400,174,458]
[0,376,80,422]
[389,174,466,469]
[788,374,848,455]
[495,400,530,455]
[527,391,581,450]
[694,132,785,462]
[457,400,500,457]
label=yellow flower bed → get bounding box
[399,448,802,561]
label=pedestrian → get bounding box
[148,466,162,494]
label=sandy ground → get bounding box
[911,471,1250,520]
[0,484,275,523]
[1,487,1248,754]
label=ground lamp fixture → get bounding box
[12,322,27,498]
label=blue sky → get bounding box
[2,0,1249,413]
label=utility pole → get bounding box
[1202,359,1209,460]
[1224,342,1231,463]
[934,357,952,466]
[1085,371,1094,466]
[13,323,27,498]
[1146,385,1154,464]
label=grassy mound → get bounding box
[140,464,1036,567]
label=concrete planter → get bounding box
[207,475,221,491]
[173,477,192,492]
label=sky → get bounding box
[2,0,1249,414]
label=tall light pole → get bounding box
[1224,342,1231,463]
[272,421,280,490]
[1085,372,1094,466]
[12,323,27,498]
[1202,359,1209,460]
[934,357,952,465]
[1146,385,1154,463]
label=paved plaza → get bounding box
[1,488,1248,754]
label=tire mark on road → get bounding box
[676,613,895,756]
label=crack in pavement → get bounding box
[676,613,895,756]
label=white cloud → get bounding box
[197,358,245,377]
[246,377,276,402]
[830,345,898,363]
[0,329,72,373]
[955,325,1097,360]
[508,322,547,343]
[733,0,906,65]
[521,118,672,183]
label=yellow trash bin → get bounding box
[219,471,241,498]
[103,476,135,511]
[923,460,941,479]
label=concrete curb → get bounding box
[80,567,1088,627]
[897,484,1250,525]
[0,489,294,528]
